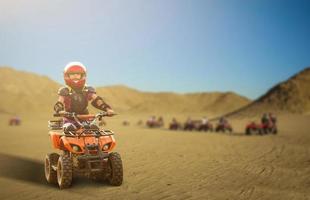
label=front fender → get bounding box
[49,131,62,149]
[59,136,74,152]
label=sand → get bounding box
[0,113,309,200]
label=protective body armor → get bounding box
[58,86,96,114]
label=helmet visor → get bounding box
[68,73,84,81]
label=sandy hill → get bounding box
[96,86,250,115]
[0,67,60,115]
[0,67,250,116]
[226,67,310,117]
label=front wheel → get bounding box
[258,128,263,135]
[246,128,251,135]
[57,153,73,189]
[45,153,59,184]
[107,152,123,186]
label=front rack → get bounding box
[48,132,114,137]
[48,120,63,130]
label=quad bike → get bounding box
[122,120,130,126]
[245,122,263,135]
[215,123,233,133]
[146,119,164,128]
[9,117,21,126]
[169,122,182,130]
[245,121,277,135]
[261,122,278,135]
[197,122,214,132]
[45,111,123,189]
[183,122,196,131]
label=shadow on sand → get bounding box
[229,132,248,137]
[0,153,109,189]
[0,153,47,186]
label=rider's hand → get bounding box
[106,108,115,116]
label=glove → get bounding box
[54,101,64,113]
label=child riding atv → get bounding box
[53,62,115,131]
[46,62,123,189]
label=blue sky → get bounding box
[0,0,309,99]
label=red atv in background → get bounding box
[45,111,123,189]
[245,121,277,135]
[245,122,263,135]
[261,121,278,134]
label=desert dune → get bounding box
[225,67,310,118]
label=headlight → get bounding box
[70,144,82,152]
[102,143,111,151]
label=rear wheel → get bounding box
[45,153,59,184]
[57,152,73,189]
[107,152,123,186]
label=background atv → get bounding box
[45,111,123,189]
[215,122,233,133]
[197,122,214,132]
[169,121,182,130]
[245,122,263,135]
[9,116,21,126]
[183,121,197,131]
[261,121,278,134]
[146,117,164,128]
[245,121,278,135]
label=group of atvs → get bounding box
[145,116,233,133]
[166,113,278,136]
[169,117,233,133]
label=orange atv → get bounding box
[45,111,123,189]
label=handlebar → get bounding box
[53,111,116,118]
[53,111,117,132]
[53,113,95,119]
